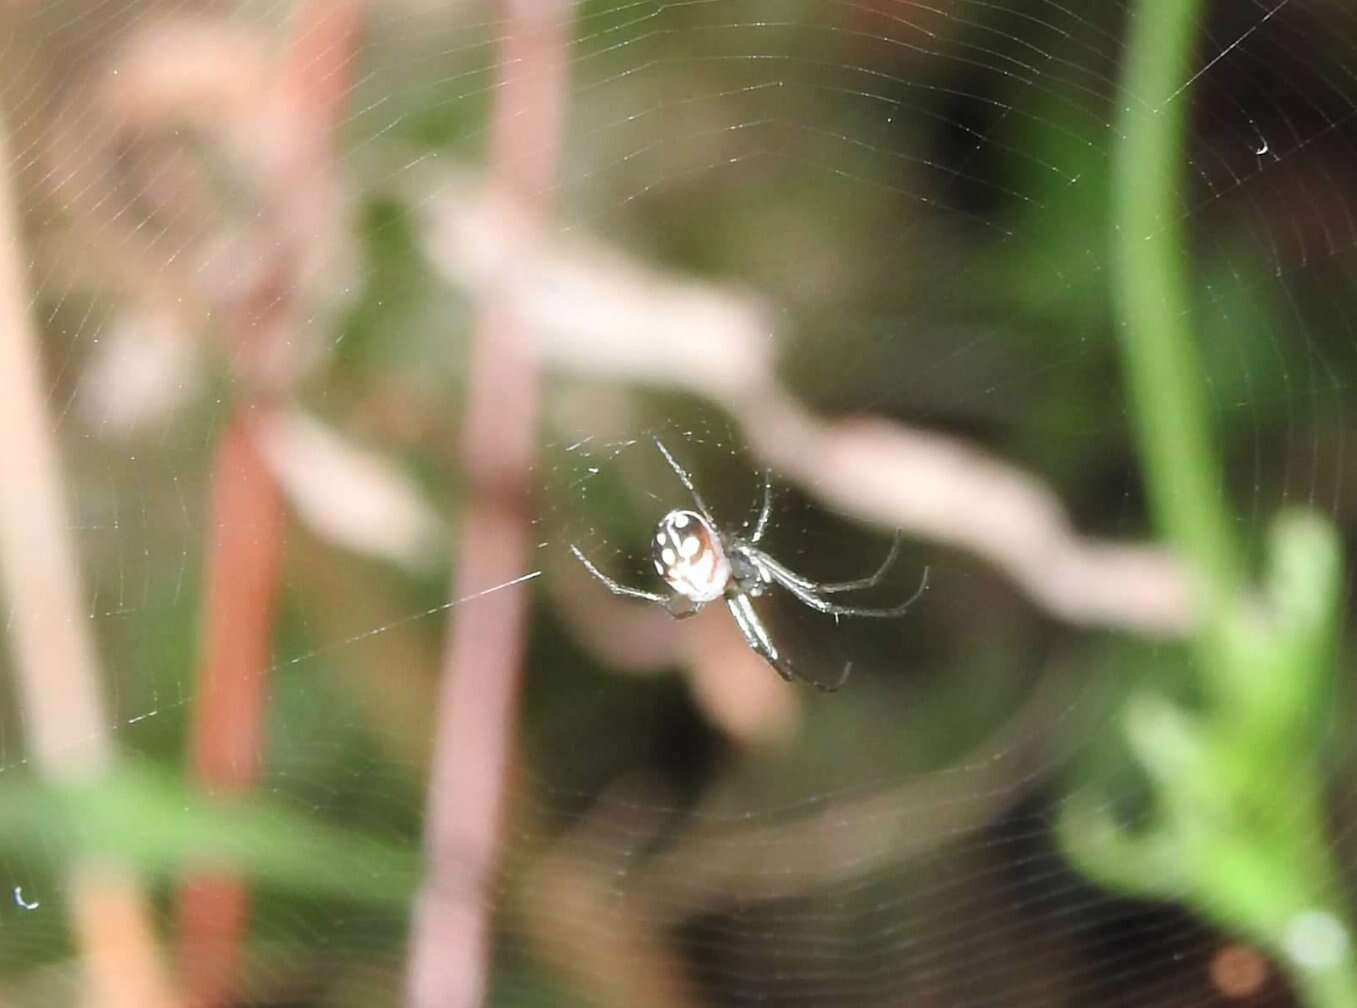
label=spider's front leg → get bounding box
[747,550,929,619]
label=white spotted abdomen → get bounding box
[651,509,731,603]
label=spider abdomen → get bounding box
[652,509,731,603]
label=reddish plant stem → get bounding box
[177,412,286,1008]
[405,3,570,1006]
[175,3,364,1005]
[187,417,286,792]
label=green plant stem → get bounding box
[1106,5,1357,1008]
[1113,0,1240,608]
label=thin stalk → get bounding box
[0,112,177,1008]
[405,3,571,1007]
[177,414,285,1008]
[1112,0,1240,606]
[1106,6,1357,1007]
[175,4,364,1005]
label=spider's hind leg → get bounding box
[652,436,719,528]
[749,468,773,544]
[818,661,853,693]
[570,545,672,606]
[726,593,852,690]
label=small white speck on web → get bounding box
[1285,910,1350,970]
[13,886,39,911]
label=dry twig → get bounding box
[405,3,572,1007]
[424,195,1193,638]
[0,112,178,1008]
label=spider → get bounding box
[569,437,928,691]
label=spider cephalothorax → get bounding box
[571,437,928,691]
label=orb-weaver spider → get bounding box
[569,438,928,690]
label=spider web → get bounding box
[0,0,1354,1005]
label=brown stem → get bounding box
[405,3,571,1006]
[175,3,365,1005]
[0,110,177,1007]
[176,413,286,1008]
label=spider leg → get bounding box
[570,545,671,605]
[665,594,703,619]
[726,594,791,682]
[652,436,719,528]
[748,468,773,544]
[726,594,852,691]
[824,531,903,592]
[756,531,904,594]
[749,552,930,618]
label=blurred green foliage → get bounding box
[1059,3,1357,1007]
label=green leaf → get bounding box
[0,762,419,909]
